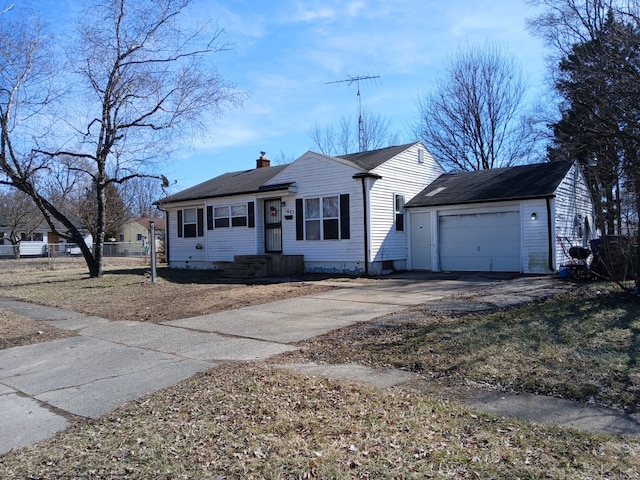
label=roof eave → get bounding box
[156,183,297,206]
[405,193,557,209]
[352,172,382,180]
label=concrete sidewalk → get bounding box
[1,274,639,456]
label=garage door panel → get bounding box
[440,212,520,272]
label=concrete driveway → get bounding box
[1,273,637,455]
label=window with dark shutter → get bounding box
[394,194,405,232]
[179,207,204,237]
[207,206,213,230]
[197,208,204,237]
[296,199,304,240]
[297,194,350,241]
[340,194,350,239]
[248,201,255,228]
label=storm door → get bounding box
[264,198,282,253]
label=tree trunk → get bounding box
[634,177,640,289]
[94,177,106,278]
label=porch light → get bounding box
[530,212,537,220]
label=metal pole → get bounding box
[149,221,157,284]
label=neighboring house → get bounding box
[157,143,445,275]
[114,217,166,255]
[405,161,596,274]
[0,220,93,257]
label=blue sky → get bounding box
[29,0,550,190]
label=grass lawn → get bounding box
[288,286,640,413]
[2,363,639,479]
[1,263,640,478]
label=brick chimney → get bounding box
[256,151,270,168]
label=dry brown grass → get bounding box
[2,260,640,478]
[0,258,334,329]
[2,363,639,479]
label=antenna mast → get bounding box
[326,74,379,152]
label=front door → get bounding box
[264,198,282,253]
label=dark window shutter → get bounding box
[197,208,204,237]
[296,198,304,240]
[207,206,213,230]
[177,210,183,238]
[340,194,350,239]
[248,201,255,228]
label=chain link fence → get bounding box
[0,242,165,270]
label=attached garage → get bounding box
[439,211,520,272]
[406,161,596,274]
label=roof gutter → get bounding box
[156,183,297,206]
[405,194,558,209]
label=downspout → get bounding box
[546,197,553,272]
[353,172,382,276]
[157,205,170,266]
[361,177,369,275]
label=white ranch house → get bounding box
[157,143,595,277]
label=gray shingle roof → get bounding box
[157,143,421,205]
[157,165,289,204]
[405,161,574,208]
[338,142,418,170]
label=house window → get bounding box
[177,207,204,238]
[21,232,43,241]
[296,195,350,241]
[395,194,405,231]
[119,234,124,242]
[304,195,340,240]
[183,208,198,237]
[214,206,230,228]
[231,204,248,227]
[136,233,143,241]
[208,203,249,229]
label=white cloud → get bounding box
[289,3,337,23]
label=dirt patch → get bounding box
[0,309,75,349]
[0,258,341,350]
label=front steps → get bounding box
[218,255,304,279]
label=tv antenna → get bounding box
[326,74,379,152]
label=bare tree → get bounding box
[310,110,400,156]
[119,176,165,217]
[530,2,640,287]
[527,0,640,59]
[416,43,539,171]
[0,0,244,277]
[0,189,42,258]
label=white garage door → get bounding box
[439,211,521,272]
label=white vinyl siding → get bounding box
[206,196,257,261]
[264,152,363,266]
[368,144,444,264]
[167,206,207,264]
[553,162,596,269]
[521,199,554,274]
